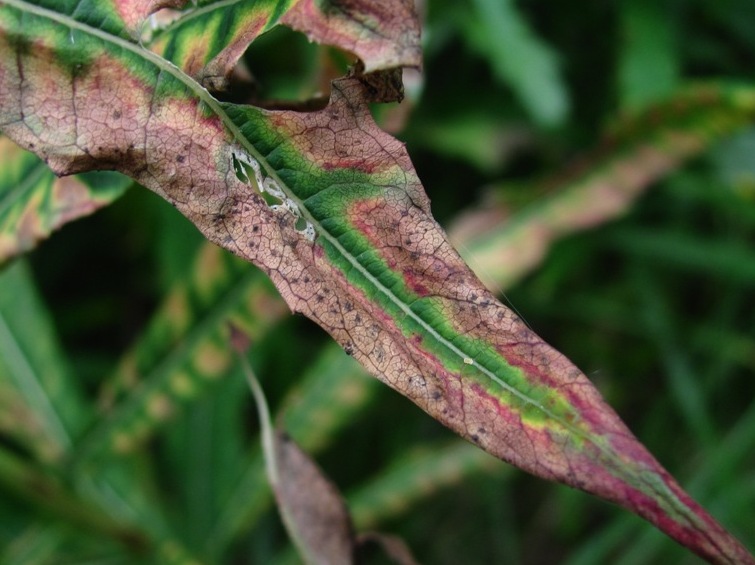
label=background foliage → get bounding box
[1,0,755,563]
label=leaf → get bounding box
[348,440,503,531]
[463,0,569,127]
[451,83,755,291]
[0,3,751,563]
[233,329,356,565]
[0,259,90,462]
[76,243,286,462]
[0,136,130,265]
[0,446,149,553]
[269,431,357,565]
[279,0,421,73]
[234,336,421,565]
[618,0,680,110]
[148,0,420,89]
[208,342,377,556]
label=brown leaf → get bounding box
[274,430,357,565]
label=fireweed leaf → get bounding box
[0,136,130,265]
[450,83,755,291]
[147,0,420,89]
[0,2,751,563]
[280,0,421,73]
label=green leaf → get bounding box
[76,243,285,461]
[0,445,150,554]
[0,3,750,563]
[618,0,680,110]
[0,136,130,266]
[348,440,504,530]
[0,259,90,462]
[464,0,569,127]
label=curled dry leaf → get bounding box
[0,2,751,563]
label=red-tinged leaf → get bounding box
[281,0,422,73]
[147,0,420,90]
[450,83,755,291]
[0,3,751,563]
[0,136,130,264]
[114,0,183,37]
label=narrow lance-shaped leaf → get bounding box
[0,135,130,265]
[0,2,751,563]
[450,83,755,291]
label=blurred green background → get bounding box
[2,0,755,563]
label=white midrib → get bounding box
[3,0,650,472]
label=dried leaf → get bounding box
[234,328,356,565]
[272,431,356,565]
[281,0,421,73]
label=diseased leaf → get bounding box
[280,0,421,73]
[0,3,751,563]
[451,84,755,291]
[115,0,184,37]
[148,0,419,90]
[146,0,298,89]
[0,136,130,265]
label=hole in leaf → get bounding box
[261,190,282,207]
[231,153,249,184]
